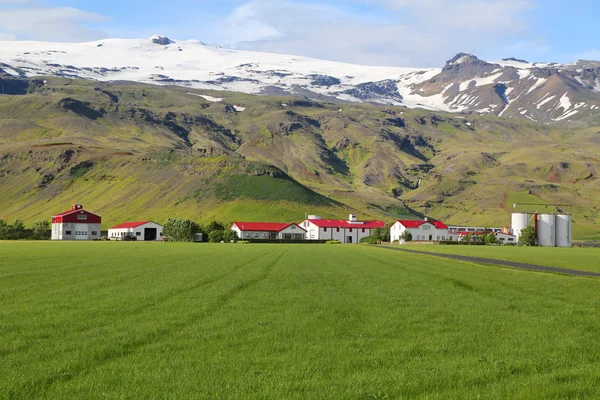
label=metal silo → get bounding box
[537,214,556,247]
[555,215,572,248]
[511,213,529,244]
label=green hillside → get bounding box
[0,76,599,238]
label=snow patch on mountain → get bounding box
[537,95,556,109]
[0,37,599,123]
[559,92,572,110]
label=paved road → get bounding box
[379,246,600,277]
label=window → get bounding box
[324,228,327,232]
[423,225,431,231]
[254,233,259,238]
[336,228,340,232]
[92,231,98,236]
[65,231,71,235]
[437,236,440,241]
[136,232,141,236]
[508,238,514,242]
[291,225,296,230]
[362,228,365,233]
[77,214,87,220]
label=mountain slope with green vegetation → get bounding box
[0,76,598,238]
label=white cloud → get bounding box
[0,2,108,42]
[213,0,540,67]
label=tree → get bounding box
[519,225,537,246]
[373,222,393,242]
[208,229,224,243]
[485,233,500,245]
[401,231,413,242]
[204,221,226,243]
[163,218,200,242]
[222,229,237,243]
[32,221,51,240]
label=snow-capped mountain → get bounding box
[1,35,599,124]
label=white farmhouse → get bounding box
[230,222,306,240]
[391,219,450,242]
[108,221,163,241]
[300,215,385,244]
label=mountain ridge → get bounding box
[1,36,599,125]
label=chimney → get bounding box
[424,217,428,221]
[349,214,357,222]
[72,204,83,211]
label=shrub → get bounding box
[326,240,342,244]
[208,230,225,243]
[237,241,250,244]
[401,231,413,242]
[360,236,379,244]
[222,229,238,243]
[32,221,51,240]
[485,233,500,245]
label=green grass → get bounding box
[506,191,554,213]
[213,175,333,205]
[401,244,600,273]
[2,242,600,398]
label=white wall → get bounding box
[108,222,163,241]
[278,225,306,240]
[52,223,101,240]
[304,221,375,243]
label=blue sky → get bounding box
[0,0,597,67]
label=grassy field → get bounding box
[401,244,600,273]
[2,242,600,399]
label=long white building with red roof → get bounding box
[51,204,101,241]
[391,219,450,242]
[231,222,306,240]
[301,214,385,243]
[108,221,163,241]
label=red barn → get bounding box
[51,204,102,241]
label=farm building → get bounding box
[231,222,306,240]
[447,225,504,233]
[494,232,517,244]
[301,215,385,243]
[391,219,449,242]
[51,204,101,241]
[108,221,163,241]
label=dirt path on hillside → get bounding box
[379,246,600,277]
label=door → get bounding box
[347,236,353,243]
[429,235,433,241]
[144,228,157,241]
[75,224,89,240]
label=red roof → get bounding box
[110,221,152,229]
[231,222,306,232]
[53,207,101,218]
[307,219,385,229]
[396,220,449,229]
